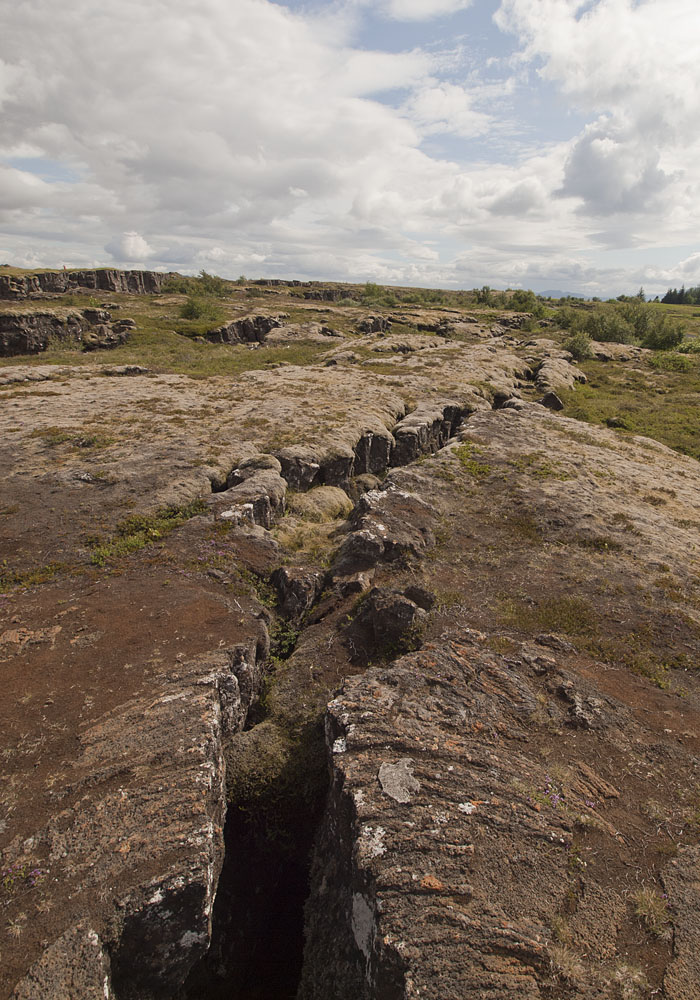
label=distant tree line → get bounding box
[661,285,700,305]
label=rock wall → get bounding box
[205,314,285,345]
[0,269,166,300]
[7,643,268,1000]
[0,309,135,355]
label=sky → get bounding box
[1,0,700,298]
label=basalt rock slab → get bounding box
[205,314,285,345]
[300,634,645,999]
[4,646,266,1000]
[0,311,83,355]
[333,484,436,575]
[0,269,165,299]
[391,400,465,466]
[0,309,135,355]
[212,468,288,529]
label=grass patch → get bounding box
[631,886,671,939]
[0,561,69,593]
[90,500,206,566]
[28,426,115,449]
[558,358,700,460]
[573,535,624,553]
[453,441,490,478]
[585,632,689,689]
[502,595,597,636]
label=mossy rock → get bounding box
[287,485,353,523]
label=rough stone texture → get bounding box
[590,340,647,362]
[3,283,700,1000]
[0,309,134,355]
[534,356,587,393]
[0,269,165,299]
[10,923,113,1000]
[300,402,700,1000]
[0,311,83,354]
[205,314,285,345]
[356,315,392,334]
[300,627,686,998]
[271,565,326,619]
[301,637,571,999]
[211,468,288,529]
[333,485,437,575]
[3,646,265,999]
[392,400,466,465]
[347,587,426,659]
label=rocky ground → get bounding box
[1,272,699,999]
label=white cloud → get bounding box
[403,81,491,138]
[105,231,154,262]
[0,0,696,295]
[379,0,474,20]
[495,0,700,225]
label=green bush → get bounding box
[179,296,225,321]
[584,307,635,344]
[556,306,581,330]
[640,314,684,351]
[511,288,540,313]
[562,329,593,361]
[647,352,692,372]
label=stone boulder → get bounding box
[205,314,285,345]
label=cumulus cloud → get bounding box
[495,0,700,224]
[403,81,491,138]
[377,0,474,20]
[0,0,696,295]
[105,231,154,262]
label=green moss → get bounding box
[89,499,206,566]
[0,560,69,593]
[453,441,491,478]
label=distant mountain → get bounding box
[538,289,590,300]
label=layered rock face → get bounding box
[6,643,268,1000]
[0,309,135,355]
[205,314,285,345]
[0,269,165,299]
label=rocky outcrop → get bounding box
[391,401,466,466]
[333,484,437,578]
[205,314,285,345]
[6,645,267,1000]
[0,311,83,354]
[0,309,135,355]
[356,315,391,334]
[300,635,625,999]
[0,269,165,299]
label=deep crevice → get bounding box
[187,397,500,998]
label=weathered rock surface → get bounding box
[356,315,392,334]
[204,314,285,344]
[391,400,466,465]
[300,403,700,1000]
[0,309,134,355]
[0,269,165,299]
[5,644,266,1000]
[3,280,700,1000]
